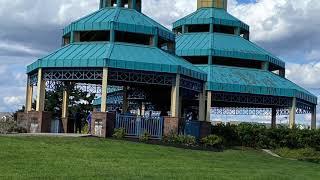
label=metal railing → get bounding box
[115,114,164,139]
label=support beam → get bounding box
[122,86,129,113]
[36,68,46,112]
[234,27,240,36]
[25,76,33,112]
[311,105,317,130]
[210,24,214,33]
[261,62,269,71]
[271,108,277,128]
[62,89,69,119]
[101,68,108,112]
[198,88,206,121]
[206,91,212,122]
[289,97,296,129]
[110,30,115,42]
[208,56,213,65]
[170,74,180,118]
[141,102,146,116]
[117,0,122,7]
[182,25,188,33]
[279,69,286,78]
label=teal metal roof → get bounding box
[197,65,317,104]
[176,33,285,68]
[27,42,207,81]
[63,7,174,41]
[173,8,249,31]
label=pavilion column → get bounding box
[171,74,180,118]
[62,89,69,119]
[25,76,33,112]
[101,68,109,112]
[261,62,269,71]
[182,25,188,33]
[198,85,206,121]
[206,91,212,122]
[289,97,297,129]
[36,68,46,112]
[279,69,286,78]
[271,108,277,128]
[210,24,214,33]
[110,28,116,42]
[208,56,213,65]
[141,102,146,116]
[311,105,317,130]
[122,86,129,113]
[234,27,240,36]
[117,0,122,7]
[131,0,136,9]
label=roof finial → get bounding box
[197,0,228,10]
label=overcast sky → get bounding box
[0,0,320,121]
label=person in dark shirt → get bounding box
[75,111,82,134]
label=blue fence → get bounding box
[115,114,164,139]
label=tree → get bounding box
[45,83,96,120]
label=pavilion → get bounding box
[18,0,317,138]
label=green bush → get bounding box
[211,123,320,150]
[162,134,196,146]
[139,131,151,142]
[113,128,126,139]
[274,148,320,164]
[201,135,223,148]
[0,119,17,134]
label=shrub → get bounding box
[113,128,126,139]
[162,134,196,146]
[211,123,320,150]
[201,135,223,148]
[0,118,17,134]
[139,131,151,142]
[274,148,320,164]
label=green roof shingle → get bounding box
[197,65,317,104]
[176,33,285,68]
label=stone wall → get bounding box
[17,112,52,133]
[163,117,179,136]
[91,112,116,138]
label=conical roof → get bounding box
[63,7,174,41]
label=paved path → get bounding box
[0,133,91,137]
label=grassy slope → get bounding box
[0,136,319,180]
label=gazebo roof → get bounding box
[63,7,175,41]
[197,65,317,104]
[176,33,285,68]
[27,42,207,81]
[173,8,249,31]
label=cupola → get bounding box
[100,0,142,12]
[197,0,227,10]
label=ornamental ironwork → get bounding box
[212,92,291,107]
[108,69,175,86]
[180,76,203,93]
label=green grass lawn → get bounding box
[0,136,320,180]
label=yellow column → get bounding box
[36,68,46,112]
[171,74,180,117]
[289,97,296,129]
[25,77,33,112]
[101,68,108,112]
[206,91,212,122]
[311,105,317,130]
[62,89,69,118]
[198,86,206,121]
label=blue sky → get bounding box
[0,0,319,126]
